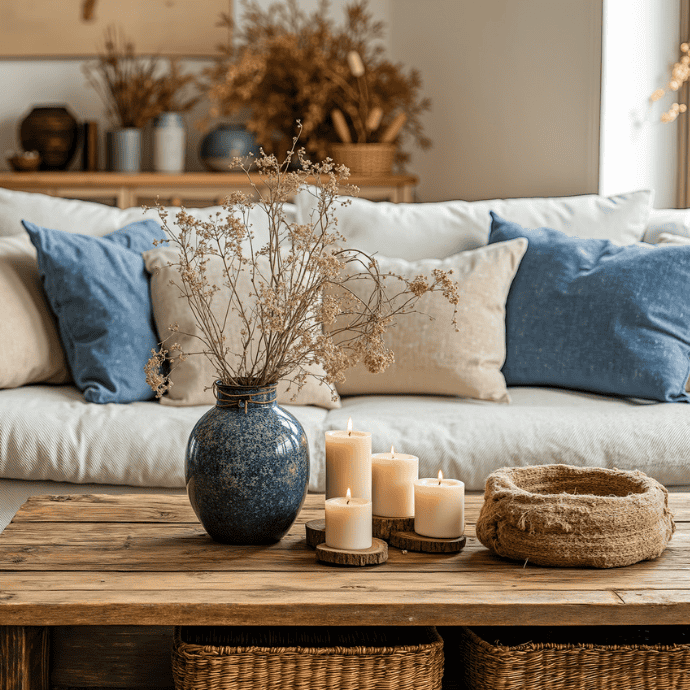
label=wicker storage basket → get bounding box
[456,626,690,690]
[172,625,444,690]
[475,465,675,568]
[331,143,395,175]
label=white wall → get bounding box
[389,0,603,202]
[599,0,680,208]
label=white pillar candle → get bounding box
[325,489,373,550]
[414,471,465,538]
[371,446,418,517]
[325,418,372,500]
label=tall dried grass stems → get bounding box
[202,0,431,164]
[83,27,200,129]
[145,127,459,401]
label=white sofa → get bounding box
[1,188,689,531]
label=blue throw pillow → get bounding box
[489,212,690,402]
[23,219,166,404]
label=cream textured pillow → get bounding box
[0,235,70,388]
[143,247,340,409]
[329,238,528,402]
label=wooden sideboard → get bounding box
[0,171,418,208]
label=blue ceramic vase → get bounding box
[199,124,261,171]
[185,382,309,544]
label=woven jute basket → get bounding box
[475,464,675,568]
[172,626,444,690]
[457,626,690,690]
[331,143,395,175]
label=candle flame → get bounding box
[347,417,353,436]
[390,445,395,456]
[438,469,443,484]
[346,487,351,504]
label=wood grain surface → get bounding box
[389,531,467,553]
[316,538,388,566]
[0,493,687,627]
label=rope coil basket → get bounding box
[457,626,690,690]
[475,465,675,568]
[331,143,395,175]
[172,626,444,690]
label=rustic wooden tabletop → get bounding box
[0,492,687,627]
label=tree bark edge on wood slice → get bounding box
[316,539,388,566]
[372,515,415,541]
[389,531,467,553]
[305,519,326,549]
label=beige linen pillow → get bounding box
[143,247,340,409]
[0,235,70,388]
[329,238,528,402]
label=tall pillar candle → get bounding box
[325,418,372,500]
[371,447,418,517]
[414,471,465,538]
[325,489,373,550]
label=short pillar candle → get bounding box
[371,446,418,517]
[414,471,465,538]
[325,418,372,500]
[325,489,373,550]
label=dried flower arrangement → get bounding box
[83,27,200,128]
[145,128,457,399]
[202,0,430,165]
[650,42,690,122]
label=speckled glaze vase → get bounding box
[185,382,309,544]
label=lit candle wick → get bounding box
[438,469,443,485]
[390,445,395,456]
[346,487,351,505]
[347,417,353,437]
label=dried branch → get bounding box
[146,126,457,399]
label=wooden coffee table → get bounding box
[0,492,688,689]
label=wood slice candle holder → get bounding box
[305,519,326,548]
[372,515,415,541]
[316,538,388,566]
[389,531,466,554]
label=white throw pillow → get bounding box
[643,208,690,244]
[655,231,690,246]
[0,187,294,245]
[295,189,653,260]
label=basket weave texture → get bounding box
[172,626,444,690]
[475,464,675,568]
[458,626,690,690]
[331,143,395,175]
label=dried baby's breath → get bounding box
[145,126,458,399]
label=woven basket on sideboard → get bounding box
[457,626,690,690]
[172,625,444,690]
[330,143,395,175]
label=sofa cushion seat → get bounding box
[325,388,690,490]
[1,386,687,495]
[0,385,328,491]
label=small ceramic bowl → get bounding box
[7,151,41,172]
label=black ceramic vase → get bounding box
[185,382,309,544]
[20,106,79,170]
